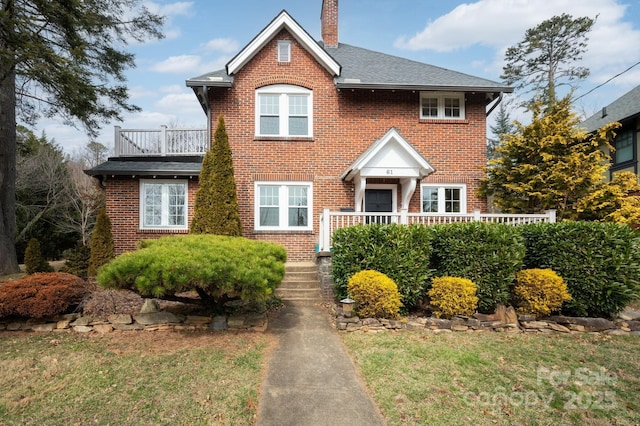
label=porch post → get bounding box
[546,209,557,223]
[354,176,366,212]
[114,126,121,156]
[399,178,416,225]
[320,208,331,252]
[160,125,167,156]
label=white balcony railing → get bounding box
[114,125,208,156]
[317,209,556,252]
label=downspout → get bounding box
[486,92,504,117]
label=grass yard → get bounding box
[343,331,640,426]
[0,331,270,426]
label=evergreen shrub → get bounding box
[428,276,478,318]
[332,224,432,310]
[97,235,286,309]
[347,270,402,319]
[430,222,525,313]
[88,208,115,276]
[521,222,640,317]
[60,244,91,278]
[0,272,89,319]
[24,238,54,274]
[512,269,571,317]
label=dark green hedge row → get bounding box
[521,222,640,317]
[331,221,640,317]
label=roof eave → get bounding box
[336,82,514,93]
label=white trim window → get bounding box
[277,40,291,62]
[256,85,313,137]
[421,184,467,214]
[255,182,313,230]
[140,180,188,230]
[420,92,465,119]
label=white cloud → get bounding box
[145,1,193,18]
[151,55,202,73]
[201,38,240,54]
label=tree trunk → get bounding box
[0,3,20,274]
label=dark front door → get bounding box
[365,189,393,224]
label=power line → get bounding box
[574,60,640,102]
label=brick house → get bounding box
[87,0,515,261]
[581,84,640,181]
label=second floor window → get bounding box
[420,92,465,119]
[256,85,312,137]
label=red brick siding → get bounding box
[104,29,489,261]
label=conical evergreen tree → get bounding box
[191,115,243,236]
[88,208,115,276]
[24,237,53,274]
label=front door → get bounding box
[365,189,393,223]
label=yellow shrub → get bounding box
[428,277,478,318]
[513,269,571,317]
[347,270,402,319]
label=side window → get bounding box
[255,182,312,230]
[420,92,465,120]
[421,184,466,214]
[140,180,188,229]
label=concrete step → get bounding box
[278,262,322,303]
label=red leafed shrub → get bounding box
[0,273,90,319]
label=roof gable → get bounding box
[341,128,435,181]
[226,10,340,77]
[581,84,640,132]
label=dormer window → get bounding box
[278,40,291,62]
[420,92,465,119]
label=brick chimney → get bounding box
[321,0,338,48]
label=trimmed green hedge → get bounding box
[332,224,433,310]
[521,222,640,317]
[97,235,286,308]
[430,222,525,313]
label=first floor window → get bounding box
[255,182,312,230]
[421,184,466,214]
[140,180,188,229]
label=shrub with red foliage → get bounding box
[0,273,90,319]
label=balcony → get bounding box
[114,125,208,157]
[317,209,556,252]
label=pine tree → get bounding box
[24,237,53,274]
[480,95,619,219]
[191,115,243,236]
[88,208,115,277]
[487,102,516,161]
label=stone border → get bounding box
[0,311,269,334]
[335,305,640,336]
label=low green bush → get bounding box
[521,222,640,317]
[430,222,525,313]
[96,235,286,310]
[347,270,402,319]
[512,268,571,317]
[428,276,478,318]
[332,224,433,310]
[24,238,53,274]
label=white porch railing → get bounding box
[317,208,556,252]
[114,125,208,156]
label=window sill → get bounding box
[138,228,189,233]
[254,136,314,142]
[419,119,469,124]
[254,229,314,234]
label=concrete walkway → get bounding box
[257,303,385,426]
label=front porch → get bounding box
[317,209,556,252]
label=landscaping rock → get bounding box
[521,321,549,329]
[32,323,56,332]
[56,320,71,329]
[140,299,160,313]
[108,314,133,325]
[425,318,452,329]
[112,323,144,331]
[7,323,23,331]
[604,329,628,336]
[94,324,113,334]
[71,316,92,327]
[451,325,469,332]
[227,316,246,329]
[134,311,181,325]
[518,314,536,322]
[73,325,93,333]
[618,307,640,321]
[547,316,616,332]
[185,315,211,325]
[627,321,640,331]
[568,324,585,332]
[548,323,571,333]
[210,316,227,331]
[473,312,500,322]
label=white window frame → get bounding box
[255,85,313,137]
[420,184,467,214]
[139,179,188,230]
[254,181,313,231]
[277,40,291,62]
[419,92,465,120]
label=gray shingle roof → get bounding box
[186,43,511,94]
[85,157,202,177]
[581,84,640,132]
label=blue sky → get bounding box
[36,0,640,153]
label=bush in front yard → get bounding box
[0,272,89,319]
[521,222,640,317]
[24,238,53,274]
[96,235,286,310]
[332,224,433,310]
[88,208,115,277]
[512,269,571,317]
[428,276,478,318]
[430,222,525,313]
[347,270,402,319]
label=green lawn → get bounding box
[343,331,640,426]
[0,331,268,426]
